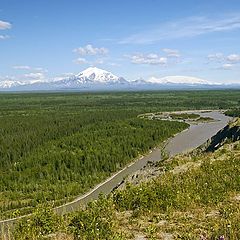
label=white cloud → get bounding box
[207,52,240,70]
[53,73,75,82]
[0,70,48,84]
[0,35,9,40]
[24,72,45,80]
[0,75,16,81]
[0,20,11,30]
[13,65,48,73]
[33,67,48,73]
[73,44,108,56]
[162,48,180,58]
[94,59,104,65]
[222,63,233,70]
[120,14,240,44]
[207,53,224,62]
[74,57,88,65]
[127,50,181,66]
[227,54,240,63]
[13,65,31,70]
[108,62,121,67]
[128,53,167,65]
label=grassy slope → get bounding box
[117,119,240,239]
[112,138,240,239]
[11,120,240,240]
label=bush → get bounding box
[13,204,62,240]
[68,195,120,240]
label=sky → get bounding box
[0,0,240,83]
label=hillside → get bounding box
[9,118,240,240]
[205,117,240,152]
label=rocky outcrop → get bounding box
[205,118,240,152]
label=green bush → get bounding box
[13,204,62,240]
[68,195,120,240]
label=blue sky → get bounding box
[0,0,240,83]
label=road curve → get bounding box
[0,110,231,229]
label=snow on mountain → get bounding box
[0,79,46,89]
[131,78,147,85]
[0,67,128,90]
[0,80,24,88]
[0,67,238,91]
[62,67,127,85]
[77,67,120,83]
[146,76,211,85]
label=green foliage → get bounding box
[195,116,215,122]
[169,113,200,120]
[225,108,240,117]
[68,195,119,240]
[0,117,187,218]
[111,141,240,238]
[13,204,62,240]
[113,143,240,213]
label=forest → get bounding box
[225,108,240,117]
[0,90,239,219]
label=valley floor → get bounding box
[4,117,239,240]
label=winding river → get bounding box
[0,110,232,228]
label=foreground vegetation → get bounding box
[8,123,240,239]
[0,90,239,220]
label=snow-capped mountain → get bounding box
[0,79,49,89]
[0,67,128,91]
[56,67,127,86]
[145,76,212,85]
[0,67,239,91]
[75,67,126,84]
[0,80,24,89]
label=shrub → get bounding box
[68,195,119,240]
[13,204,62,240]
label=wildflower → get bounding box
[200,234,207,240]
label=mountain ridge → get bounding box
[0,67,239,91]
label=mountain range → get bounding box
[0,67,239,91]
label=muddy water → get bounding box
[165,111,231,156]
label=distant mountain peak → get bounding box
[75,67,125,84]
[146,76,211,85]
[0,67,238,91]
[0,80,24,89]
[80,66,108,75]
